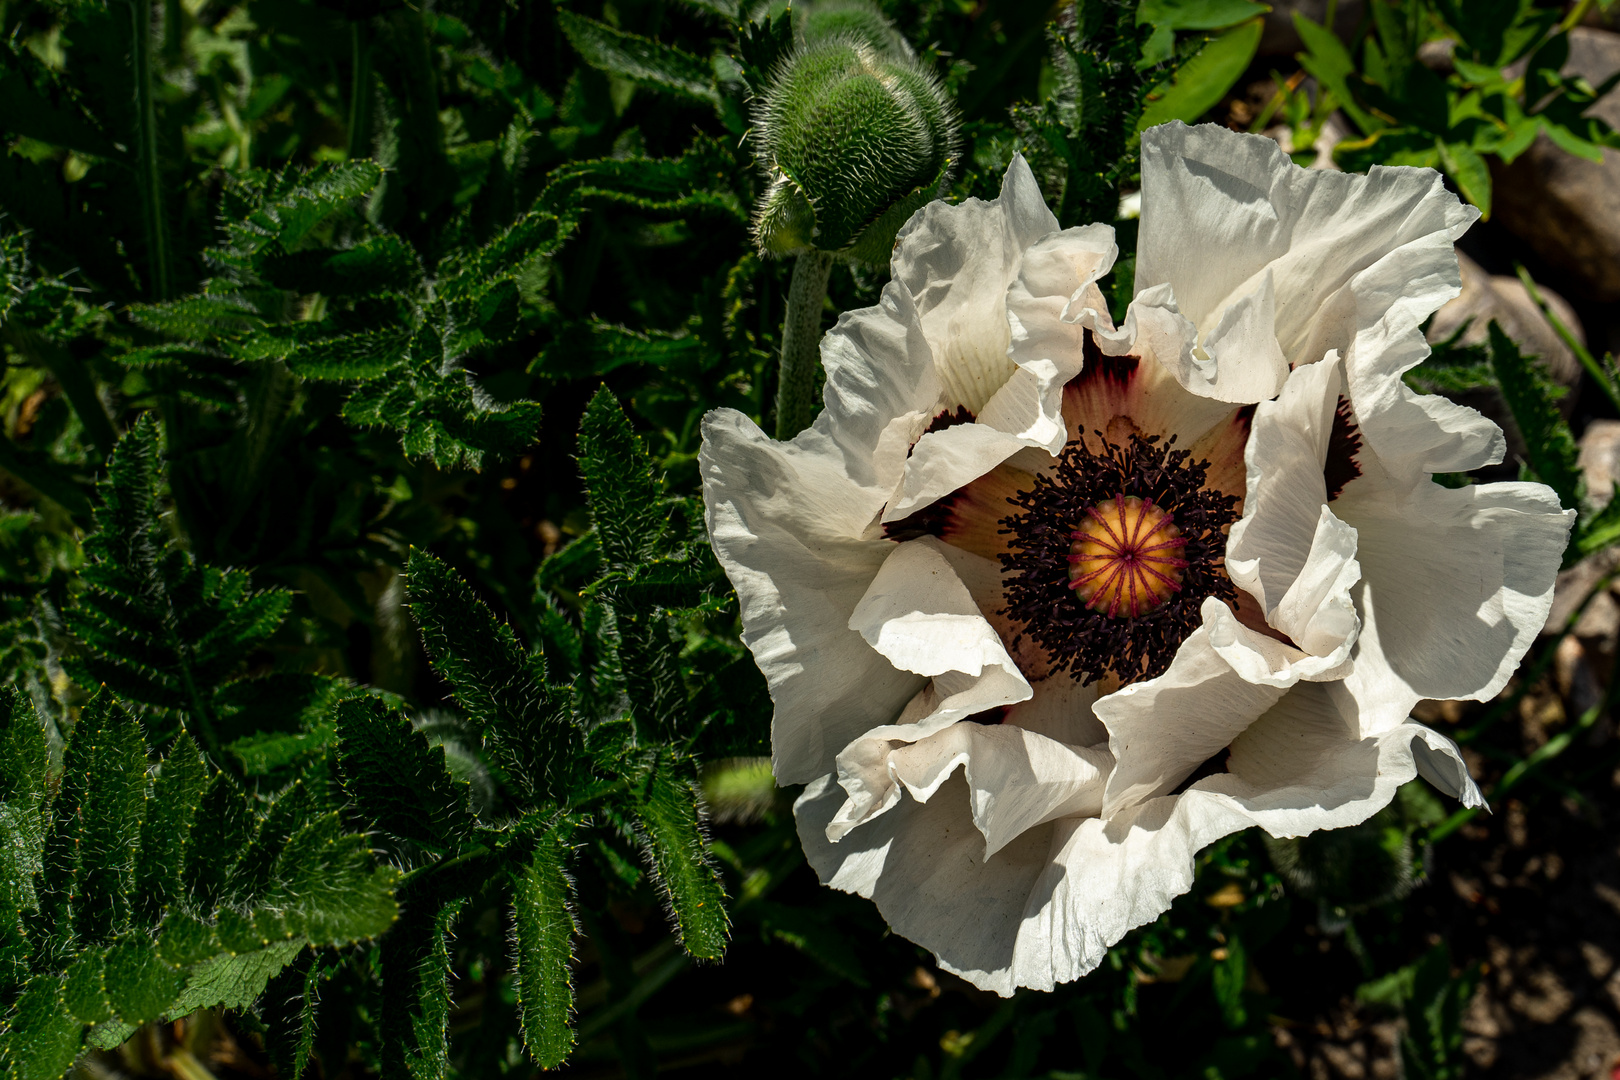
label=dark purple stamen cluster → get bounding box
[998,432,1240,686]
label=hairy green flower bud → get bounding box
[797,0,915,60]
[751,34,958,265]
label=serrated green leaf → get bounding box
[556,11,720,106]
[513,825,578,1069]
[264,812,399,946]
[1137,18,1263,132]
[0,975,83,1080]
[127,294,267,339]
[227,722,337,777]
[64,416,296,752]
[393,898,465,1080]
[265,951,320,1080]
[221,161,385,257]
[535,321,708,378]
[183,773,256,910]
[104,938,184,1026]
[0,688,46,985]
[578,387,666,570]
[284,328,412,381]
[335,695,475,850]
[131,734,206,929]
[1488,321,1579,514]
[169,938,307,1019]
[86,1019,137,1051]
[632,761,729,960]
[73,693,147,947]
[258,235,422,296]
[34,691,123,963]
[227,781,320,909]
[62,950,111,1024]
[405,548,572,802]
[606,587,687,744]
[156,911,222,968]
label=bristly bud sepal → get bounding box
[750,26,959,266]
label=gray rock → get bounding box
[1579,419,1620,507]
[1491,28,1620,302]
[1425,252,1585,464]
[1429,251,1585,392]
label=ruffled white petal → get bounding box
[796,771,1059,995]
[1226,356,1342,612]
[830,719,1110,856]
[1005,225,1118,379]
[800,680,1482,997]
[702,411,924,786]
[849,537,1030,694]
[1334,475,1574,735]
[702,281,948,786]
[1093,620,1287,816]
[1005,688,1480,994]
[1136,121,1479,374]
[884,421,1040,523]
[891,155,1060,415]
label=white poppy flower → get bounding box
[699,122,1574,995]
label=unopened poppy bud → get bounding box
[751,36,958,265]
[797,0,915,60]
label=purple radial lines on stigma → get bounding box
[998,430,1241,686]
[1068,495,1188,618]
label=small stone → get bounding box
[1580,420,1620,507]
[1491,28,1620,302]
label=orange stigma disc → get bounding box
[1068,495,1188,618]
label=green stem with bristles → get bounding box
[131,0,171,300]
[774,251,834,441]
[347,20,374,160]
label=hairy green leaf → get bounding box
[265,951,321,1080]
[265,812,400,946]
[406,548,572,801]
[0,976,83,1080]
[182,773,256,909]
[1488,321,1580,514]
[578,386,666,570]
[62,951,111,1025]
[0,688,46,985]
[74,694,148,947]
[64,416,295,755]
[632,761,729,960]
[104,938,184,1026]
[336,694,475,850]
[513,825,578,1068]
[169,938,307,1018]
[556,11,720,106]
[131,735,207,926]
[397,898,465,1080]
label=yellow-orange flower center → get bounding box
[1068,495,1188,619]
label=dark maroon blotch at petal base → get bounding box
[1324,396,1363,502]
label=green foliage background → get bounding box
[0,0,1616,1076]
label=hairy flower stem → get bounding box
[774,250,835,440]
[347,20,374,160]
[130,0,171,300]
